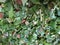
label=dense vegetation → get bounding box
[0,0,60,45]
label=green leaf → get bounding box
[31,0,40,4]
[58,10,60,16]
[0,0,6,3]
[0,6,2,12]
[33,33,37,39]
[8,6,14,18]
[22,0,27,6]
[0,43,2,45]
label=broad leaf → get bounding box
[8,6,14,18]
